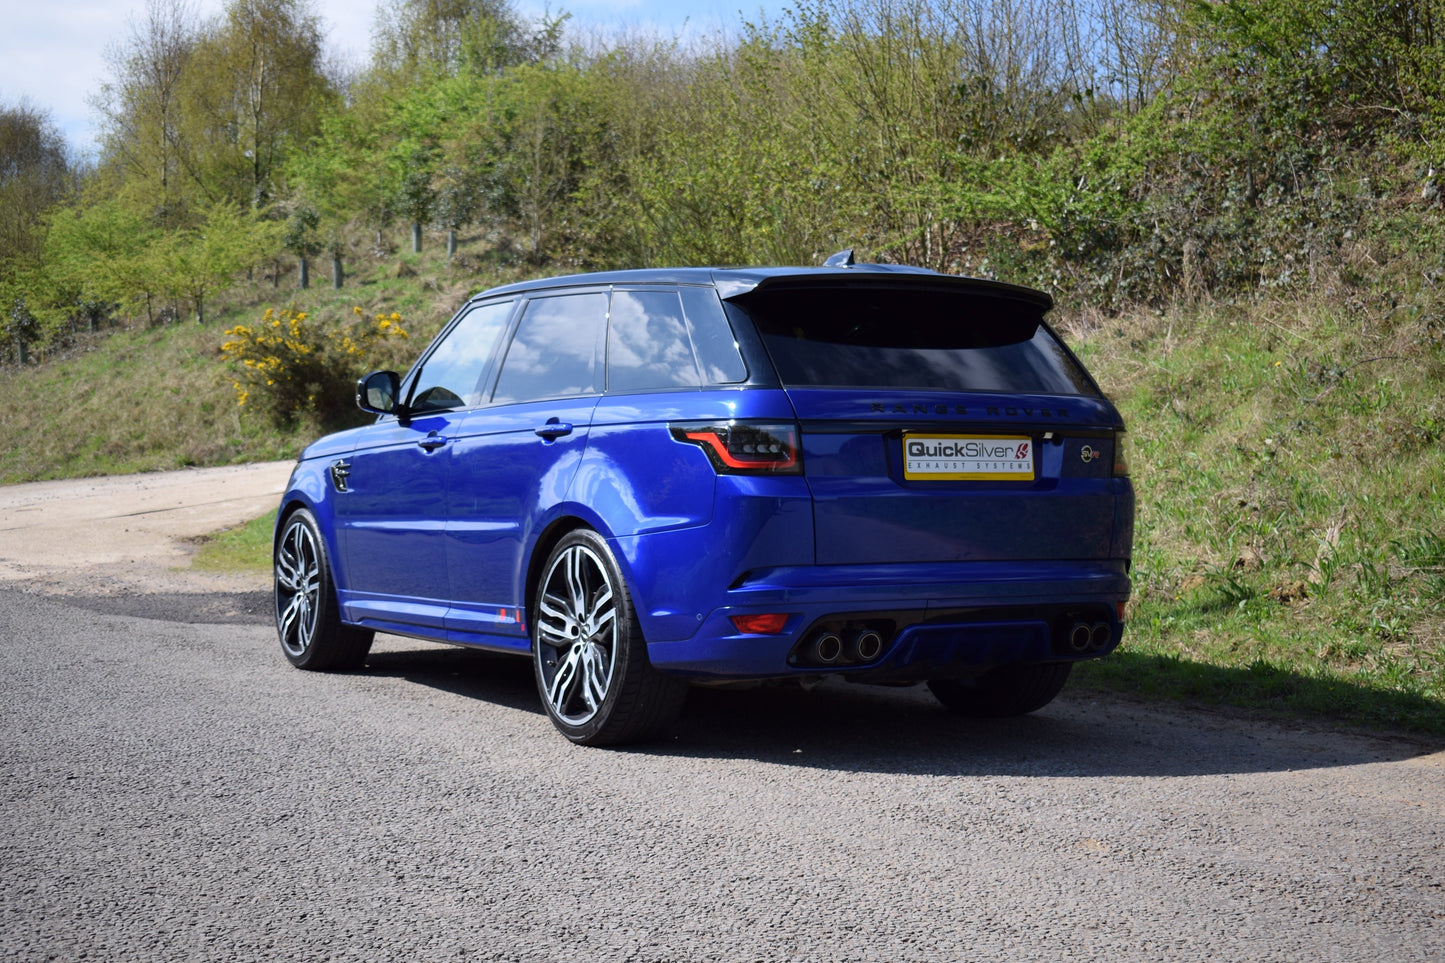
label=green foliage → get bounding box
[222,305,411,430]
[150,201,281,324]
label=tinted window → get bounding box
[608,290,701,393]
[492,293,606,405]
[742,287,1096,395]
[409,300,514,412]
[680,286,747,384]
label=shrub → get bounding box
[222,306,409,430]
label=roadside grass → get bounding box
[191,510,277,573]
[0,232,524,485]
[1067,293,1445,735]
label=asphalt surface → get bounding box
[2,587,1442,962]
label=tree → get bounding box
[187,0,337,207]
[94,0,199,227]
[282,202,321,288]
[153,200,279,323]
[0,102,71,275]
[371,0,533,80]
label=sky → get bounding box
[0,0,793,158]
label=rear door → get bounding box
[442,291,607,641]
[729,282,1124,566]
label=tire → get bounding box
[532,529,687,746]
[927,661,1072,718]
[274,508,373,671]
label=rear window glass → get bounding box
[608,290,702,392]
[492,293,606,404]
[679,286,747,384]
[741,286,1097,395]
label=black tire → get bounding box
[927,662,1072,717]
[274,508,373,671]
[532,529,687,746]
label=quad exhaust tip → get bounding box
[853,629,884,662]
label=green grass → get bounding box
[0,232,526,485]
[191,510,277,573]
[1067,295,1445,736]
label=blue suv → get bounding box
[273,256,1133,744]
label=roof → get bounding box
[468,263,1054,311]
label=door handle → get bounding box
[417,433,447,452]
[534,421,574,440]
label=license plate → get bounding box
[903,434,1035,481]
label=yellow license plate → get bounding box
[903,434,1035,481]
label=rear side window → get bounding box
[740,286,1097,395]
[608,290,701,392]
[679,286,747,384]
[492,293,607,404]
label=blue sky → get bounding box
[0,0,793,157]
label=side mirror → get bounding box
[356,370,402,416]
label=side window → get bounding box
[607,289,702,393]
[410,300,515,413]
[680,286,747,384]
[492,293,607,405]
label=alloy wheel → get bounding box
[275,517,321,660]
[536,543,618,726]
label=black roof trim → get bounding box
[462,264,1053,312]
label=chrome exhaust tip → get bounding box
[814,632,844,664]
[1068,622,1093,653]
[1090,623,1112,651]
[854,629,884,662]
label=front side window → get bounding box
[409,300,515,413]
[607,290,702,393]
[492,293,607,405]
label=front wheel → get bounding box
[927,662,1072,717]
[274,508,373,671]
[532,529,686,746]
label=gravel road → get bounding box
[1,466,1442,961]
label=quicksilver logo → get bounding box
[908,440,1030,460]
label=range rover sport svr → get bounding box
[272,255,1134,745]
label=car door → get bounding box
[335,299,516,631]
[442,290,607,644]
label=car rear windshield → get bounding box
[738,285,1098,395]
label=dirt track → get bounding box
[0,461,291,595]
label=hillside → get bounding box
[3,229,1442,734]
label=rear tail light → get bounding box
[670,421,802,474]
[1113,431,1130,477]
[729,613,792,635]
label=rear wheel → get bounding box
[927,662,1072,717]
[274,508,373,671]
[532,529,686,746]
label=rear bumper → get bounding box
[645,559,1130,681]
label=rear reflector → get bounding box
[670,422,802,474]
[729,613,791,635]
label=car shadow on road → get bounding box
[362,644,546,717]
[357,641,1435,779]
[650,679,1438,779]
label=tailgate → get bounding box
[790,389,1123,565]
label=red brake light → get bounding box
[729,613,791,635]
[670,422,802,474]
